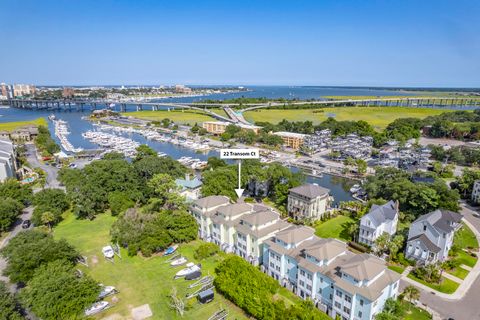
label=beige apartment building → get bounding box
[273,131,306,150]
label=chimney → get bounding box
[185,173,190,181]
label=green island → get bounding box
[0,117,47,131]
[123,109,228,125]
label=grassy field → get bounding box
[0,117,47,131]
[123,108,228,125]
[314,215,356,241]
[454,224,479,250]
[53,213,247,320]
[407,274,459,294]
[243,107,454,130]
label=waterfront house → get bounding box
[189,195,230,240]
[405,209,462,265]
[175,174,202,201]
[358,200,399,246]
[472,180,480,205]
[287,183,331,220]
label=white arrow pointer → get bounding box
[235,160,244,199]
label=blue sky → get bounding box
[0,0,479,87]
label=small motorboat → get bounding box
[102,246,114,259]
[185,270,202,281]
[164,244,178,256]
[85,301,109,316]
[171,256,187,266]
[98,285,117,299]
[349,184,361,194]
[175,263,201,278]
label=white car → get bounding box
[85,301,109,316]
[102,246,114,259]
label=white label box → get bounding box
[220,148,260,159]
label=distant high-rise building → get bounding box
[62,87,75,98]
[13,84,36,97]
[175,84,192,94]
[0,83,14,99]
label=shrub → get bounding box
[194,243,219,260]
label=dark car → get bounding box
[22,220,31,229]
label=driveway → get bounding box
[25,143,63,190]
[399,204,480,320]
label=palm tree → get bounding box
[41,211,55,231]
[403,285,420,310]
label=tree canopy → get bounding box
[0,282,23,320]
[32,188,69,227]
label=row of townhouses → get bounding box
[189,193,401,320]
[0,138,16,182]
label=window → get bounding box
[307,273,313,280]
[320,277,323,283]
[318,288,322,294]
[343,306,350,314]
[299,280,305,287]
[276,266,280,271]
[329,294,333,300]
[423,225,427,231]
[276,256,280,261]
[358,311,363,318]
[334,302,341,308]
[300,270,305,276]
[270,262,274,268]
[345,295,351,303]
[336,291,343,298]
[394,282,398,288]
[360,299,364,306]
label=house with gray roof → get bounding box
[175,174,202,201]
[287,183,331,221]
[358,200,399,246]
[405,209,462,265]
[189,195,230,240]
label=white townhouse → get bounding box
[358,200,399,246]
[472,180,480,205]
[405,209,462,265]
[0,139,16,182]
[287,183,331,220]
[234,209,290,265]
[264,233,401,320]
[189,195,230,240]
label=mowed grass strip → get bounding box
[123,108,228,125]
[0,117,47,131]
[454,224,479,250]
[243,107,455,130]
[53,212,247,320]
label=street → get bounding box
[25,143,63,190]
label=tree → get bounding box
[21,260,99,320]
[134,144,157,162]
[194,242,219,260]
[387,235,405,260]
[206,156,227,170]
[148,173,184,210]
[133,155,186,180]
[356,159,367,175]
[40,211,55,231]
[32,188,69,227]
[1,230,79,283]
[108,191,135,216]
[0,282,23,320]
[0,179,32,205]
[374,232,390,255]
[0,198,23,232]
[375,298,404,320]
[402,285,420,309]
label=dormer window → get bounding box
[423,225,427,231]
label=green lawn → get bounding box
[123,108,228,125]
[401,301,432,320]
[388,265,406,274]
[445,267,469,280]
[454,250,478,268]
[407,273,459,294]
[0,117,47,131]
[53,213,247,320]
[454,223,479,250]
[315,215,356,241]
[243,107,454,130]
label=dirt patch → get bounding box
[131,304,153,320]
[91,255,99,265]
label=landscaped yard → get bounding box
[53,212,247,320]
[314,215,356,241]
[454,250,478,268]
[401,301,432,320]
[123,108,228,125]
[407,273,459,294]
[445,266,469,280]
[0,117,47,131]
[243,107,454,130]
[454,223,479,250]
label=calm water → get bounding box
[0,86,450,202]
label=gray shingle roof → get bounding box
[366,200,399,226]
[408,234,441,253]
[414,209,462,233]
[289,183,330,199]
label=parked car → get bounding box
[22,220,31,229]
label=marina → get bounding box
[50,114,84,153]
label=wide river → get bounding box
[0,86,426,204]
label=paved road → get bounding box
[0,207,33,288]
[25,143,63,190]
[399,203,480,320]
